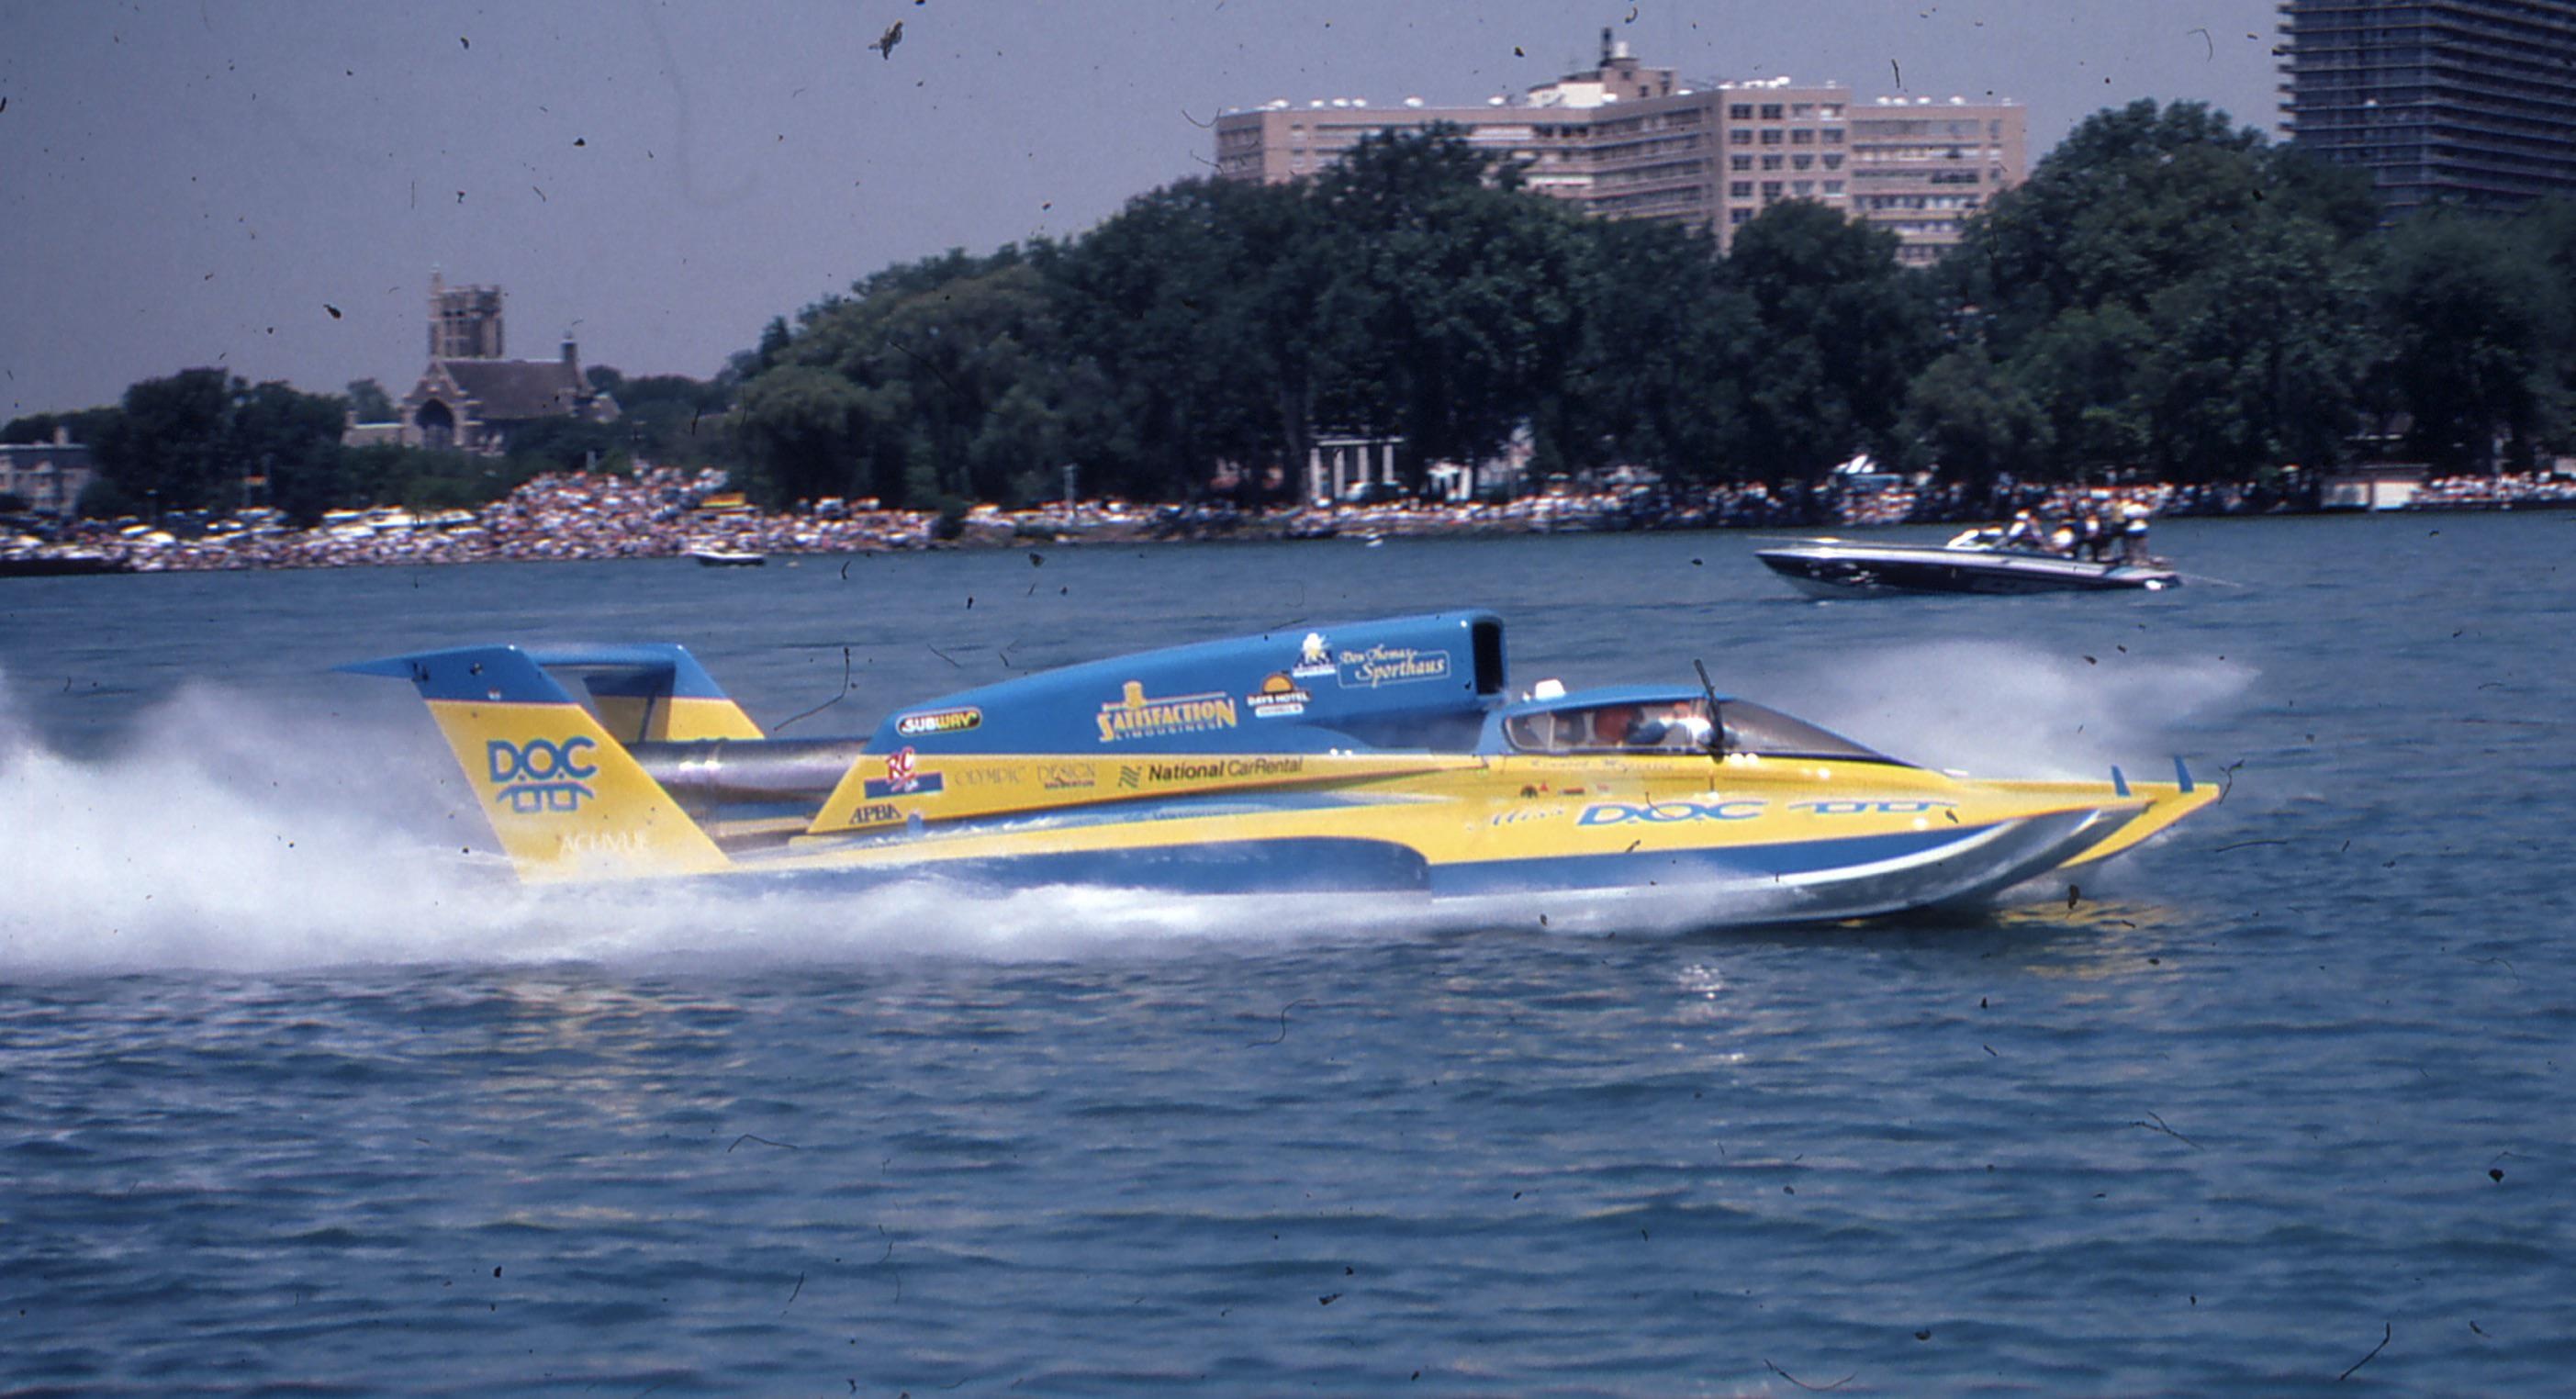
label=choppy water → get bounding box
[3,513,2572,1394]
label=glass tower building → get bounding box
[2280,0,2576,218]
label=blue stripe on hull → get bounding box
[780,836,1433,896]
[761,825,2016,901]
[1427,825,1999,896]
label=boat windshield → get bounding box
[1504,697,1895,762]
[1505,698,1714,755]
[1717,700,1896,762]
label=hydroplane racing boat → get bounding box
[345,612,2215,928]
[1758,531,2182,598]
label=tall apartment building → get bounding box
[2279,0,2576,218]
[1212,32,2025,263]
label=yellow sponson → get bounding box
[2026,777,2221,868]
[424,699,731,882]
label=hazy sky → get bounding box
[0,1,2282,419]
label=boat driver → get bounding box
[1588,704,1642,749]
[1611,702,1716,752]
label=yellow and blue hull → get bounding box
[343,620,2213,929]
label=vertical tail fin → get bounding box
[547,644,766,743]
[340,645,733,883]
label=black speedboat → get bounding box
[1756,530,2180,598]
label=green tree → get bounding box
[1553,218,1753,481]
[598,371,736,468]
[1312,128,1592,484]
[733,364,870,505]
[1724,200,1934,481]
[4,407,118,446]
[90,369,235,513]
[2375,212,2568,470]
[1943,100,2380,481]
[1050,177,1315,499]
[345,378,398,423]
[234,379,353,522]
[748,250,1103,509]
[85,370,353,521]
[1901,342,2053,487]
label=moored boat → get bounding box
[1757,531,2181,598]
[344,611,2214,927]
[0,549,129,577]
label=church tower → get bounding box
[427,271,506,360]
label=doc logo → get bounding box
[1578,797,1766,825]
[487,736,598,814]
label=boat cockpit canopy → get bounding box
[1487,688,1900,764]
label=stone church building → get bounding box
[347,274,619,453]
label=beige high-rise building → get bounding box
[1212,30,2025,262]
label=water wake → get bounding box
[1755,639,2251,780]
[0,678,1430,974]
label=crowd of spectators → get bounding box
[8,462,2575,574]
[2406,471,2576,510]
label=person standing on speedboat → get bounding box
[2119,498,2153,563]
[2078,509,2111,561]
[2000,509,2045,553]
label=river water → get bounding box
[2,513,2570,1394]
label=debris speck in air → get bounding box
[2131,1111,2201,1148]
[772,648,855,733]
[873,21,903,59]
[1761,1358,1851,1392]
[2338,1323,2391,1382]
[1250,999,1315,1046]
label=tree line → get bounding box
[737,99,2576,509]
[1,364,738,523]
[19,98,2576,524]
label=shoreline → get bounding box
[8,464,2573,576]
